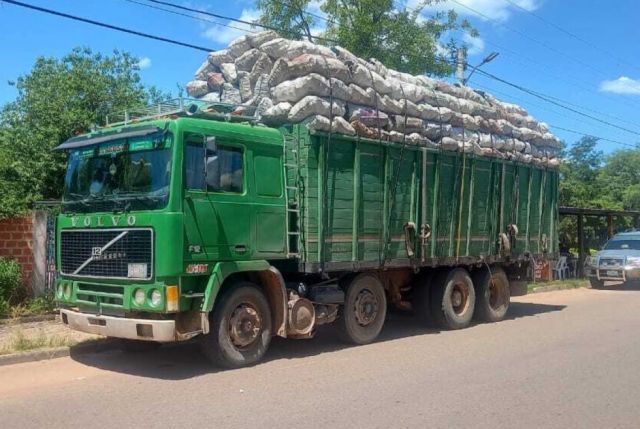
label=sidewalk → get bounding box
[0,314,101,356]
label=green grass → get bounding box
[527,279,589,293]
[0,294,56,320]
[0,327,75,356]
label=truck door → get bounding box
[183,131,252,262]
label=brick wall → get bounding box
[0,215,34,287]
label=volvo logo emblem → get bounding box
[71,215,136,227]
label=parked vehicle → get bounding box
[55,101,559,368]
[584,231,640,289]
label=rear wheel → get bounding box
[200,282,272,368]
[337,274,387,345]
[473,266,510,323]
[590,278,605,289]
[430,268,475,330]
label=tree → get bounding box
[598,148,640,210]
[0,47,167,217]
[256,0,477,76]
[559,136,604,209]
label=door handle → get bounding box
[234,245,247,254]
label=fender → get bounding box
[201,260,288,337]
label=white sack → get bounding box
[186,80,209,98]
[305,115,355,135]
[288,96,346,123]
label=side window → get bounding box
[184,133,205,190]
[206,146,244,193]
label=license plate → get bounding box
[606,270,619,277]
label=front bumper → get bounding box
[585,267,640,282]
[61,309,176,342]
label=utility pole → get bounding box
[456,48,467,84]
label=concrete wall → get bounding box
[31,211,48,296]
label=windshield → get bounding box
[62,132,172,213]
[604,239,640,251]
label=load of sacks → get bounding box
[186,31,561,168]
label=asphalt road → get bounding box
[2,286,640,429]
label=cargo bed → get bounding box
[283,125,558,273]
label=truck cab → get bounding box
[55,106,292,365]
[585,231,640,288]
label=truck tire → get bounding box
[118,339,161,353]
[472,266,510,323]
[430,268,475,330]
[200,282,272,369]
[590,278,605,289]
[337,274,387,345]
[412,271,436,326]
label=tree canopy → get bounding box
[0,47,166,217]
[256,0,478,76]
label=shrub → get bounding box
[0,257,22,303]
[0,298,8,318]
[28,293,56,314]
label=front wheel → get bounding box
[337,274,387,345]
[200,282,272,369]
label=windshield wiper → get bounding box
[113,193,164,211]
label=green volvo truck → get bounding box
[55,101,558,368]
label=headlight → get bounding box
[133,288,146,305]
[150,289,162,307]
[626,256,640,268]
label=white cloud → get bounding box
[600,76,640,95]
[137,57,151,70]
[414,0,540,22]
[202,9,260,46]
[463,34,485,56]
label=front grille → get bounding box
[599,257,624,268]
[60,228,153,279]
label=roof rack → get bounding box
[105,98,260,127]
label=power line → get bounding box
[123,0,255,35]
[472,80,621,134]
[475,69,640,130]
[474,68,640,138]
[473,81,638,148]
[549,125,638,148]
[2,0,215,52]
[481,38,640,110]
[503,0,640,73]
[279,0,335,25]
[448,0,614,79]
[144,0,338,44]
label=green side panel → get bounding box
[289,125,558,267]
[468,159,493,255]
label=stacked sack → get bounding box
[186,31,561,168]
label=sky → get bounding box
[0,0,639,153]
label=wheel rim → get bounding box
[451,282,470,315]
[488,278,505,310]
[353,289,379,327]
[228,303,262,349]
